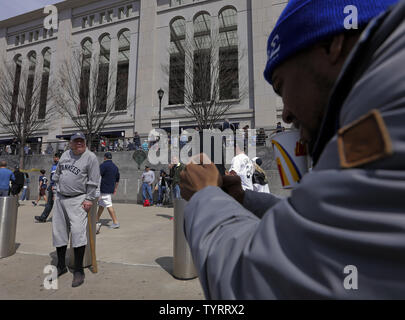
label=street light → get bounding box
[157,88,164,129]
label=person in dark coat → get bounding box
[11,166,25,200]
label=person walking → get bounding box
[256,128,267,146]
[0,161,15,196]
[275,122,284,133]
[142,140,149,152]
[51,132,100,287]
[169,156,185,200]
[35,153,60,223]
[180,130,188,149]
[20,173,30,201]
[251,157,270,193]
[228,144,254,191]
[156,170,168,207]
[141,166,155,205]
[11,166,25,202]
[96,152,120,234]
[32,169,48,206]
[134,132,141,150]
[179,0,405,299]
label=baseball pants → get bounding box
[52,193,88,248]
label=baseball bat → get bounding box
[88,210,98,273]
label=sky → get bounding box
[0,0,63,21]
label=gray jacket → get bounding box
[53,148,100,201]
[184,9,405,299]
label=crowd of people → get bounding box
[0,123,286,158]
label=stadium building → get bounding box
[0,0,287,152]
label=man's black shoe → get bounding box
[34,216,46,223]
[57,266,68,277]
[72,271,85,287]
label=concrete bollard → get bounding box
[173,199,198,280]
[68,201,97,268]
[0,196,18,259]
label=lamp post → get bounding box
[157,88,164,129]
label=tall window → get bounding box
[193,12,211,102]
[97,34,111,112]
[116,29,130,111]
[169,18,186,105]
[80,38,92,115]
[219,7,239,100]
[11,55,22,122]
[39,48,51,119]
[25,51,37,119]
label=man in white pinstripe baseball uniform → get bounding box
[52,133,100,288]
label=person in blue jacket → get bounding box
[0,161,15,196]
[96,152,120,233]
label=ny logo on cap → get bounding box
[268,35,281,61]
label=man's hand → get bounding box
[180,154,223,201]
[82,200,93,212]
[221,175,245,205]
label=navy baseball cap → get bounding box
[104,152,112,159]
[70,132,86,141]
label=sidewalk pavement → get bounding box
[0,201,204,300]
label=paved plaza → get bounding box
[0,201,204,300]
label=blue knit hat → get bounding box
[264,0,399,85]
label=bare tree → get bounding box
[55,44,133,149]
[162,28,248,130]
[0,55,57,167]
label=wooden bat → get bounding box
[87,210,98,273]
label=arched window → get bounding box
[39,48,51,119]
[11,54,22,122]
[25,51,37,114]
[193,12,211,102]
[169,17,186,105]
[218,7,239,100]
[116,29,130,111]
[79,38,92,114]
[97,34,111,112]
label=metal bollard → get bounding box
[173,199,198,280]
[0,196,18,259]
[68,201,97,268]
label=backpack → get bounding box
[143,199,150,207]
[252,164,268,186]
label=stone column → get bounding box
[47,7,74,139]
[107,35,119,111]
[127,27,139,126]
[250,0,287,129]
[0,28,6,60]
[134,0,158,136]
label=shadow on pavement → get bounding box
[49,250,58,266]
[156,256,173,276]
[99,218,112,226]
[156,214,173,220]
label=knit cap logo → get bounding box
[268,34,281,62]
